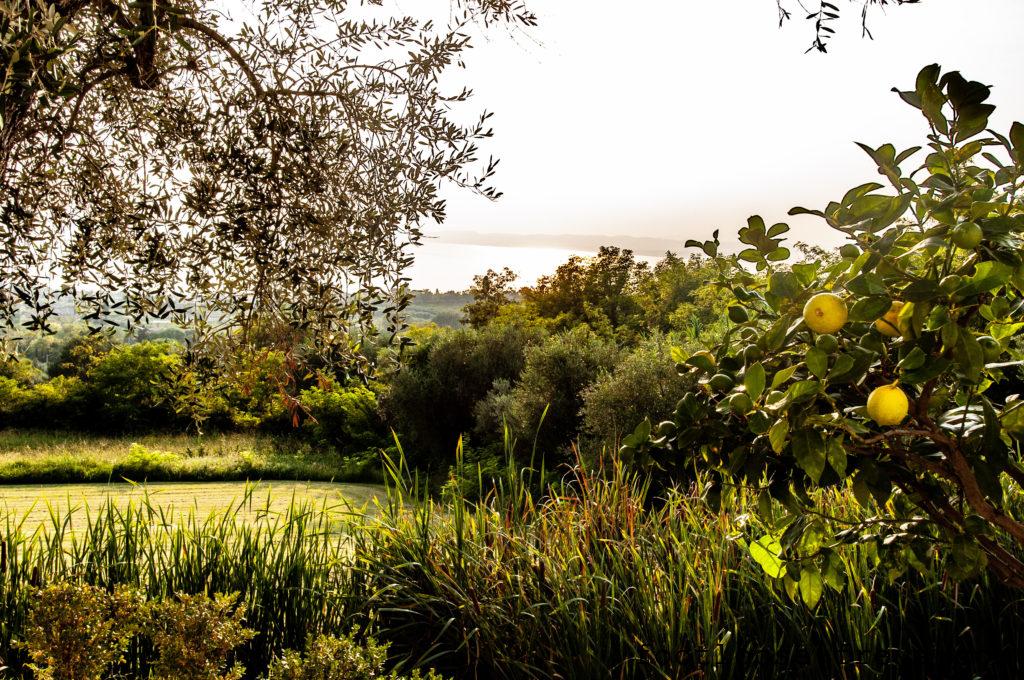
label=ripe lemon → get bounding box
[866,383,910,426]
[803,293,848,334]
[874,301,904,338]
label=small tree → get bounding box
[462,267,518,328]
[621,64,1024,596]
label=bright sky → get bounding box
[434,0,1024,250]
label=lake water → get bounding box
[407,241,661,291]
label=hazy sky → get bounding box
[432,0,1024,250]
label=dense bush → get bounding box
[268,631,445,680]
[20,585,251,680]
[299,383,386,452]
[580,340,693,452]
[85,341,184,430]
[381,324,544,466]
[505,327,622,465]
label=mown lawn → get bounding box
[0,429,382,484]
[0,479,382,533]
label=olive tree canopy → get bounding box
[0,0,534,373]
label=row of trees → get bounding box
[462,248,728,343]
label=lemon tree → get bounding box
[620,65,1024,598]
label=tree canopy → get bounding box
[0,0,534,375]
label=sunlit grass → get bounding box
[0,429,381,484]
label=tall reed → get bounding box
[348,443,1024,679]
[0,487,362,674]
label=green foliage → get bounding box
[0,493,356,674]
[268,630,445,680]
[1,0,536,379]
[463,267,519,329]
[85,341,185,430]
[21,583,144,680]
[299,383,387,452]
[352,460,1024,679]
[47,334,115,379]
[508,327,622,464]
[147,593,255,680]
[522,246,650,341]
[381,324,544,465]
[580,340,694,451]
[20,585,253,680]
[0,431,380,484]
[623,65,1024,591]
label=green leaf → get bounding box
[827,437,847,477]
[829,353,856,381]
[745,362,766,402]
[799,567,824,608]
[959,261,1011,297]
[898,346,927,372]
[749,534,785,579]
[769,418,789,454]
[771,365,799,389]
[846,273,887,297]
[805,348,828,379]
[768,272,800,300]
[849,296,892,322]
[787,380,821,404]
[792,429,826,483]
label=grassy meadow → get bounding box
[0,430,381,485]
[0,479,381,533]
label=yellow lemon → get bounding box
[866,384,910,426]
[874,301,904,338]
[803,293,848,334]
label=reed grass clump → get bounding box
[347,450,1024,679]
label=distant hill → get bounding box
[432,231,688,258]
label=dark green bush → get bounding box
[381,323,544,466]
[580,340,693,452]
[506,327,622,465]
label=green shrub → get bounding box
[580,340,693,452]
[268,630,445,680]
[47,334,114,379]
[146,592,255,680]
[84,341,185,430]
[299,383,385,453]
[0,356,42,385]
[20,583,144,680]
[381,324,544,466]
[0,376,32,421]
[507,327,622,465]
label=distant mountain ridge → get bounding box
[431,230,689,258]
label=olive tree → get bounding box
[776,0,922,52]
[0,0,534,375]
[621,65,1024,596]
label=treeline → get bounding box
[1,248,728,472]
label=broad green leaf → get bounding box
[826,437,847,477]
[771,365,799,389]
[745,362,766,402]
[769,418,789,454]
[805,348,828,379]
[849,296,892,322]
[792,429,826,483]
[828,353,856,381]
[799,567,824,608]
[749,534,785,578]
